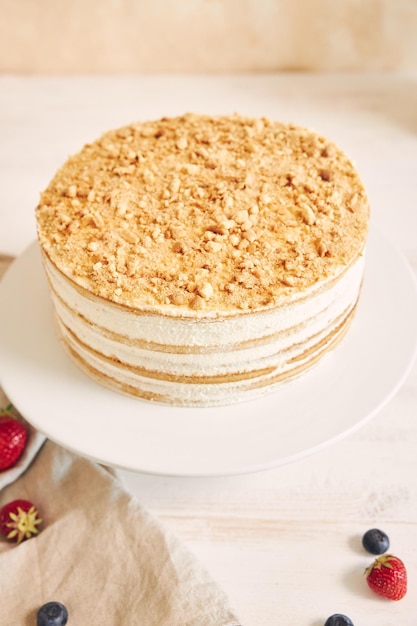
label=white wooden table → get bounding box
[1,74,417,626]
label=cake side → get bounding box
[42,247,364,406]
[55,303,358,407]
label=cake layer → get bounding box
[43,249,364,406]
[56,304,356,407]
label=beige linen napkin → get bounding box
[0,420,241,626]
[0,254,241,626]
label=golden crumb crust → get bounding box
[36,113,369,312]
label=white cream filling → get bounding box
[43,252,364,405]
[57,312,350,406]
[43,254,364,350]
[53,288,356,377]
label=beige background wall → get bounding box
[1,0,417,73]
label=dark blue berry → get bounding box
[37,602,68,626]
[324,614,354,626]
[362,528,390,555]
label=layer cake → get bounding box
[35,114,370,406]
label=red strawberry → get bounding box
[0,405,27,471]
[365,554,407,600]
[0,499,42,543]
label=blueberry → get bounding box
[37,602,68,626]
[324,614,354,626]
[362,528,390,555]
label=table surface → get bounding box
[1,73,417,626]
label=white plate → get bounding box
[0,228,416,477]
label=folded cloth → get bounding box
[0,437,242,626]
[0,254,242,625]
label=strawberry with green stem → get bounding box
[365,554,407,600]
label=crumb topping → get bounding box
[36,113,370,312]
